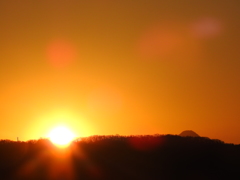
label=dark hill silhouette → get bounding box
[179,130,200,137]
[0,135,239,180]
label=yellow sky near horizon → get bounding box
[0,0,240,144]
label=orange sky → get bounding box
[0,0,240,144]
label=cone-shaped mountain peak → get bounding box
[179,130,200,137]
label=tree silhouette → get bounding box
[0,135,239,179]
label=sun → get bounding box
[48,126,76,147]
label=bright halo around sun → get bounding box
[48,126,76,147]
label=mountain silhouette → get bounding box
[179,130,200,137]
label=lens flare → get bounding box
[46,38,77,69]
[190,17,223,39]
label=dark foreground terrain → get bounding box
[0,135,239,180]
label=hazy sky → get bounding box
[1,0,240,143]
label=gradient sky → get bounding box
[0,0,240,144]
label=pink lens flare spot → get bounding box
[136,24,184,60]
[190,17,223,39]
[46,39,77,68]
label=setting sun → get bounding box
[48,126,76,147]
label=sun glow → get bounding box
[48,126,76,147]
